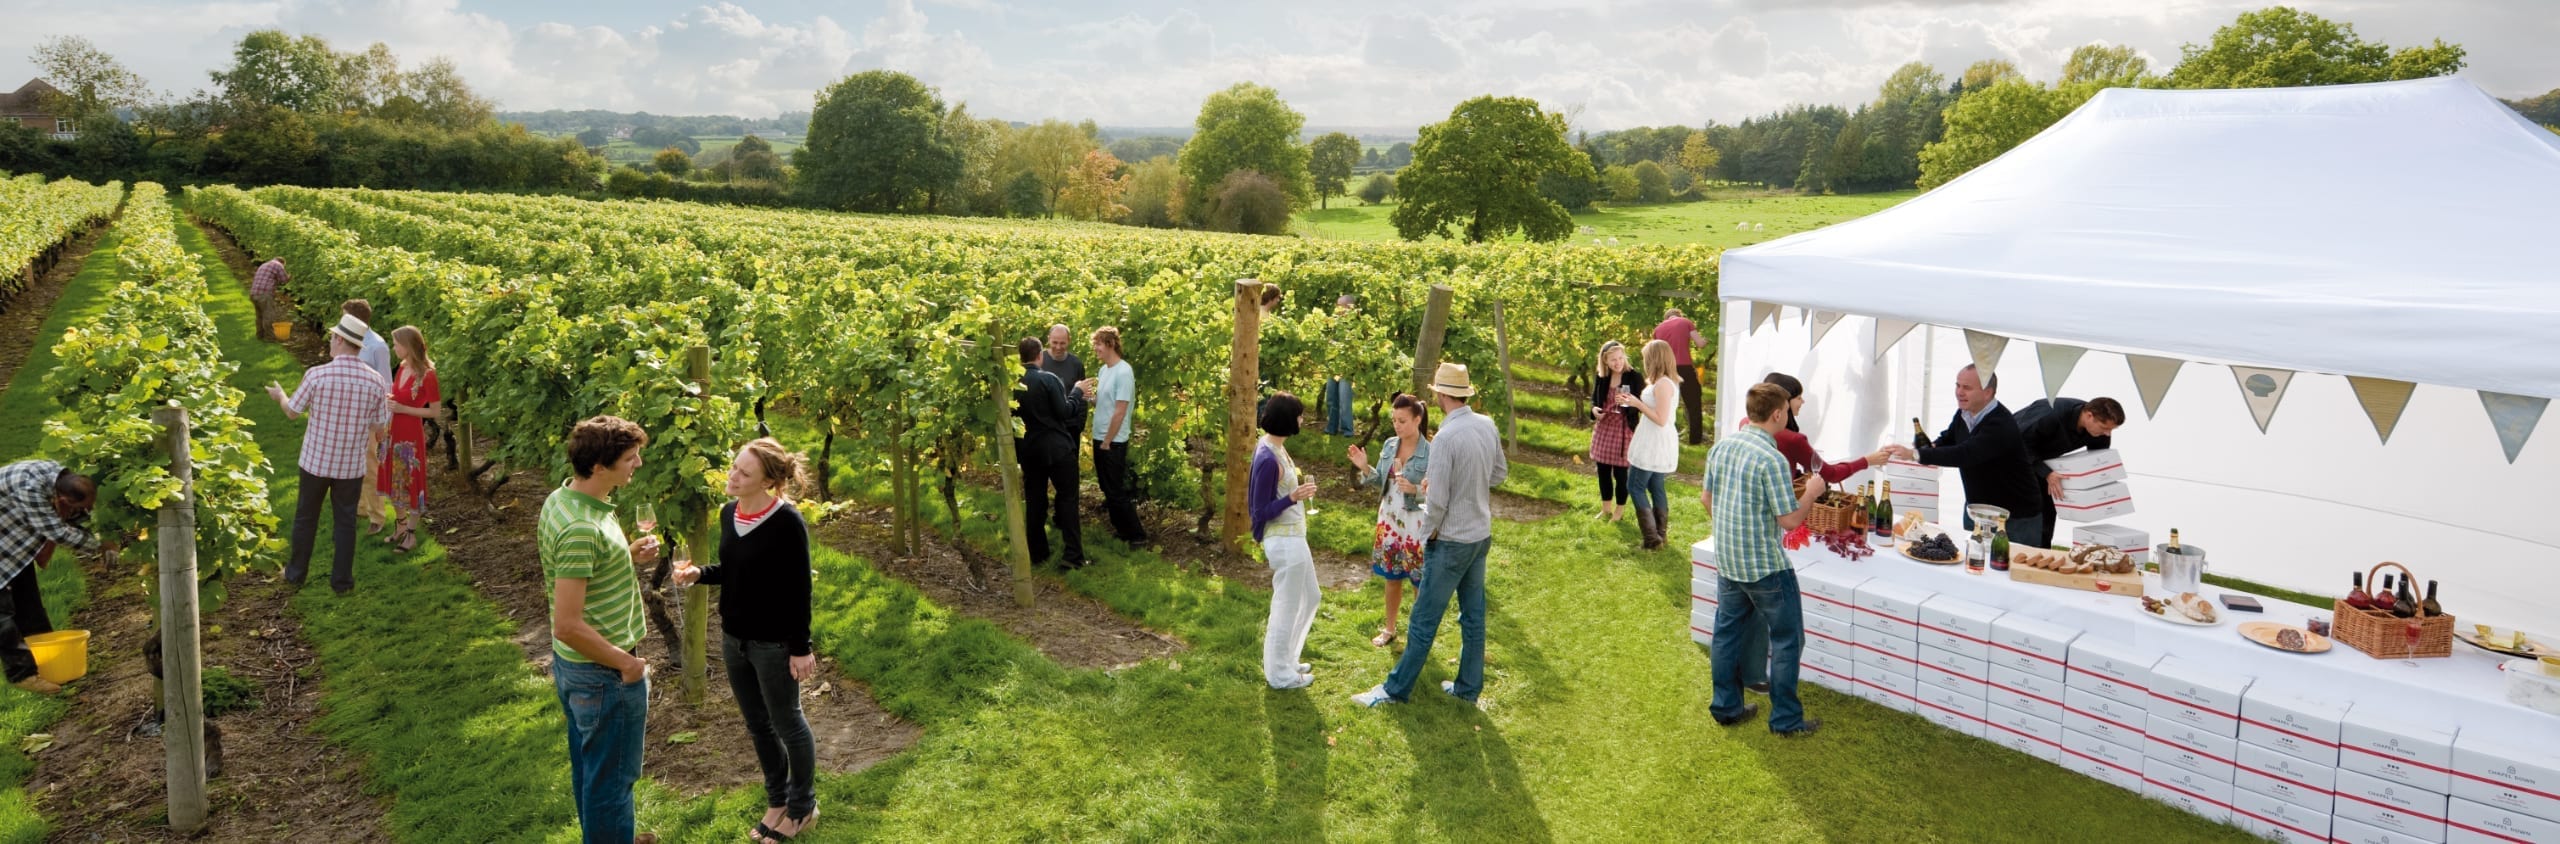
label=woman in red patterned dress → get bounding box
[379,326,444,553]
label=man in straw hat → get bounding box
[1354,362,1507,709]
[265,313,393,594]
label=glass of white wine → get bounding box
[633,503,658,541]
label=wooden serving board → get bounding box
[2004,548,2145,597]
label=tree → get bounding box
[1120,155,1186,228]
[1602,166,1639,203]
[2504,89,2560,126]
[30,36,150,127]
[1105,135,1182,164]
[995,119,1096,209]
[1355,172,1395,205]
[1630,160,1671,203]
[212,30,340,113]
[1390,95,1590,243]
[1307,132,1361,208]
[794,70,961,212]
[1678,132,1721,180]
[630,126,698,155]
[938,103,1004,213]
[1057,148,1131,222]
[216,105,321,185]
[1916,79,2094,189]
[1205,170,1291,235]
[653,146,693,178]
[731,133,785,182]
[1177,83,1310,219]
[575,127,609,148]
[1386,141,1413,168]
[1959,59,2024,92]
[332,42,403,114]
[2061,43,2151,86]
[1003,170,1048,217]
[1360,148,1384,169]
[2167,7,2464,89]
[392,57,495,131]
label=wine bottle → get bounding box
[1876,481,1894,537]
[1911,417,1930,449]
[2167,528,2183,555]
[2395,576,2419,618]
[2420,580,2441,617]
[2346,571,2372,610]
[1990,518,2011,572]
[2378,575,2398,614]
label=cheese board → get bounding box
[2005,546,2145,597]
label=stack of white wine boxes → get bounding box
[1986,615,2079,764]
[2336,709,2461,843]
[1913,596,2002,739]
[1850,580,1934,715]
[2447,732,2560,844]
[1795,564,1866,695]
[2063,636,2161,792]
[2145,656,2256,825]
[2234,687,2349,843]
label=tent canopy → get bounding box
[1721,77,2560,401]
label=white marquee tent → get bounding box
[1715,77,2560,634]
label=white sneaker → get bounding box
[1351,685,1399,707]
[1297,663,1311,675]
[1441,680,1478,707]
[1270,674,1312,690]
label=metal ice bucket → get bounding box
[2155,543,2209,594]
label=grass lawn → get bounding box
[1296,190,1914,248]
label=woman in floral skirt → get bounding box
[1348,393,1431,648]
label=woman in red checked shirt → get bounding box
[1756,373,1893,484]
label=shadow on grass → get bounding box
[1264,689,1330,840]
[1392,705,1553,843]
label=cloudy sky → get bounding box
[2,0,2553,131]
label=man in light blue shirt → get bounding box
[343,299,395,531]
[1081,327,1147,544]
[1355,363,1508,709]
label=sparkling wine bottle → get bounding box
[2394,576,2419,618]
[2420,580,2442,617]
[1911,418,1930,450]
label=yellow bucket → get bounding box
[25,630,88,684]
[272,321,292,341]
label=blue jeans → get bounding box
[554,657,649,844]
[1324,378,1355,436]
[1711,569,1808,732]
[1383,537,1490,701]
[1626,467,1671,514]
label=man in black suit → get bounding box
[1891,365,2043,547]
[1014,337,1088,568]
[2013,396,2126,548]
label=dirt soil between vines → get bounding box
[0,219,112,401]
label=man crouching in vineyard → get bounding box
[542,416,663,844]
[0,461,112,694]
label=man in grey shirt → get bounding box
[1355,363,1508,708]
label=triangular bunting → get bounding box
[1963,330,2009,379]
[2127,355,2184,419]
[1808,311,1845,347]
[1798,307,1811,327]
[1749,301,1779,334]
[2479,391,2550,464]
[2229,366,2296,433]
[2038,343,2087,400]
[2345,377,2416,445]
[1872,318,1918,362]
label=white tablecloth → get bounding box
[1693,537,2553,737]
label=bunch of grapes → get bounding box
[1820,529,1874,560]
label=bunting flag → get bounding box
[1808,311,1845,347]
[2346,377,2417,444]
[2127,355,2184,418]
[1872,318,1919,362]
[2038,343,2087,400]
[2478,391,2550,464]
[1963,330,2009,379]
[2229,366,2296,433]
[1749,301,1780,334]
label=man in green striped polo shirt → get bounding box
[542,415,662,844]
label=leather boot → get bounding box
[1639,508,1664,550]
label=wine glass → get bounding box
[634,503,658,539]
[1304,478,1321,518]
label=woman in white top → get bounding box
[1249,393,1322,689]
[1616,339,1682,550]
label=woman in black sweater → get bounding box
[675,438,817,843]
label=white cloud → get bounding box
[0,0,2549,129]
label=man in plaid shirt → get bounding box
[0,460,106,693]
[265,314,392,594]
[251,258,288,343]
[1700,382,1828,737]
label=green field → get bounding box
[1297,190,1916,248]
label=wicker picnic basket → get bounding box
[1794,475,1868,535]
[2332,561,2454,659]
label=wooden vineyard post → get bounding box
[681,346,712,706]
[453,384,474,482]
[1410,284,1454,397]
[889,410,913,557]
[1221,279,1264,551]
[1491,299,1518,455]
[152,406,209,834]
[989,337,1037,607]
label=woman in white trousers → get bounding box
[1248,393,1322,689]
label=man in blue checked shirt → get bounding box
[1701,383,1829,737]
[0,460,112,694]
